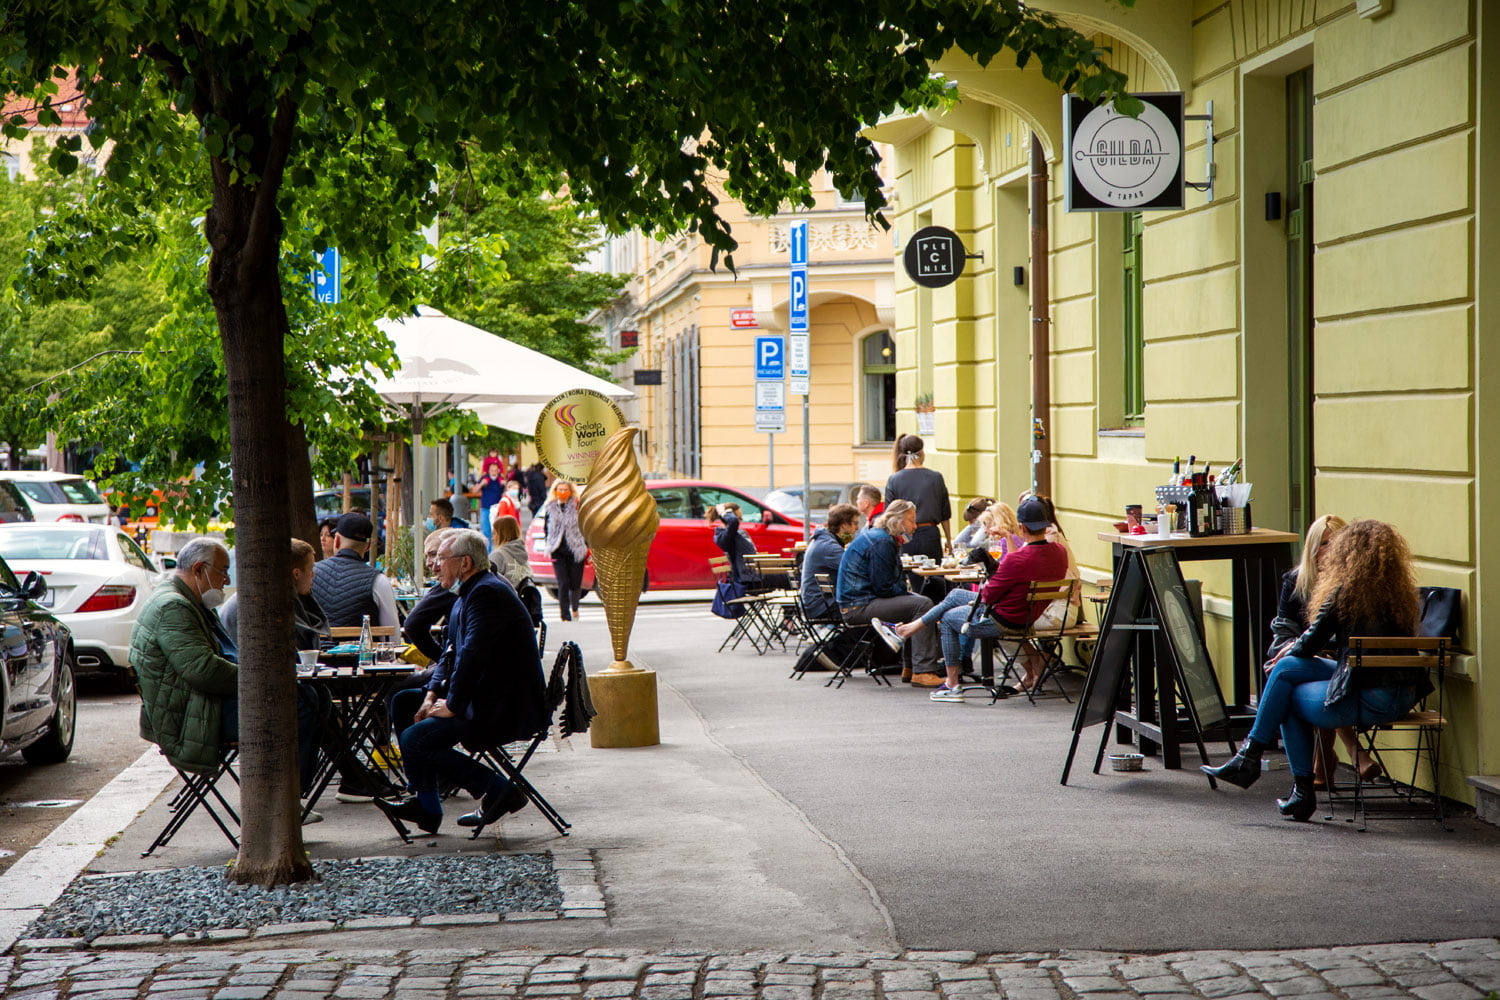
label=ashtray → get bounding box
[1108,753,1144,772]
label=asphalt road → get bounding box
[0,676,149,878]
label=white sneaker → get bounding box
[870,617,904,653]
[930,685,965,703]
[301,810,324,825]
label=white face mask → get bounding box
[197,565,227,609]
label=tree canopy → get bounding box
[0,0,1131,885]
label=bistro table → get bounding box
[297,658,415,818]
[1096,528,1298,763]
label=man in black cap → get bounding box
[310,511,400,630]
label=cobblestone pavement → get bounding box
[2,940,1498,1000]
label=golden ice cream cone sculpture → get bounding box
[579,427,659,673]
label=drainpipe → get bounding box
[1029,134,1052,497]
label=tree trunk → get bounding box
[287,421,319,556]
[205,137,313,888]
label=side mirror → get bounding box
[160,557,177,570]
[21,570,47,602]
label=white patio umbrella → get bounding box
[371,305,633,582]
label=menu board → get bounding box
[1140,547,1228,731]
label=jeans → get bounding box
[221,688,324,792]
[845,593,939,674]
[921,589,979,667]
[399,713,511,800]
[1249,655,1421,777]
[479,505,494,545]
[551,548,584,618]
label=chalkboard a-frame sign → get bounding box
[1061,546,1232,784]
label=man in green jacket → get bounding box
[131,538,327,812]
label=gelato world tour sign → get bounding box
[1064,92,1185,212]
[535,388,626,484]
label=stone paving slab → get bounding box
[4,942,1500,1000]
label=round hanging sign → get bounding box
[534,389,626,484]
[1066,93,1184,210]
[903,226,968,289]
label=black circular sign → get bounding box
[903,225,967,288]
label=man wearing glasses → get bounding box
[131,537,328,821]
[377,529,548,835]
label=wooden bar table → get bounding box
[1096,528,1298,715]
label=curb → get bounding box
[9,847,605,951]
[0,747,178,954]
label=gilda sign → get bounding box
[1064,93,1185,212]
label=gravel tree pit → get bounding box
[27,853,562,941]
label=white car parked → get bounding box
[0,472,113,524]
[0,523,166,676]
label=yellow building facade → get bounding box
[593,164,902,489]
[873,0,1497,807]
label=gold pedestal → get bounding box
[588,667,660,748]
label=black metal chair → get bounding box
[1326,636,1451,830]
[965,579,1077,704]
[142,743,241,857]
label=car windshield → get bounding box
[57,478,106,504]
[0,483,28,523]
[314,489,373,520]
[13,481,67,504]
[0,526,106,560]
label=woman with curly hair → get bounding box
[1201,520,1430,820]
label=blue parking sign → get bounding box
[755,336,785,380]
[312,246,341,304]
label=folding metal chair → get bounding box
[1325,636,1451,830]
[142,743,241,857]
[458,643,579,840]
[966,579,1077,704]
[713,556,775,654]
[790,573,856,679]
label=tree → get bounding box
[0,153,170,467]
[1,0,1130,885]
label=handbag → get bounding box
[1418,586,1462,642]
[1323,653,1353,708]
[711,578,747,619]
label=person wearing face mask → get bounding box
[376,529,547,835]
[310,512,400,630]
[543,480,588,621]
[426,497,469,532]
[800,503,860,622]
[490,481,523,537]
[129,537,328,817]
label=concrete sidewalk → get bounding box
[3,600,1499,959]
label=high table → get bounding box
[1096,528,1298,763]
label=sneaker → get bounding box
[930,685,965,703]
[870,617,904,653]
[335,768,401,804]
[301,810,325,825]
[815,651,841,671]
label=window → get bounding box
[694,487,765,521]
[1122,213,1145,424]
[861,330,896,443]
[646,487,693,520]
[119,534,158,573]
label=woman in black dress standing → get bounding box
[884,433,951,599]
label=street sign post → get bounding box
[754,333,786,485]
[788,220,811,542]
[312,246,342,304]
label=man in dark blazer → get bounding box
[376,529,547,834]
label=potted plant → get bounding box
[915,392,936,436]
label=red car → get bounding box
[525,480,806,596]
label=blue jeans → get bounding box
[479,505,494,545]
[1249,655,1421,777]
[922,589,978,667]
[398,710,513,802]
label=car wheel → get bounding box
[23,648,77,764]
[545,586,560,600]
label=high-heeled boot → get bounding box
[1200,738,1265,789]
[1277,774,1317,822]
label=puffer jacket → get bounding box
[131,575,239,774]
